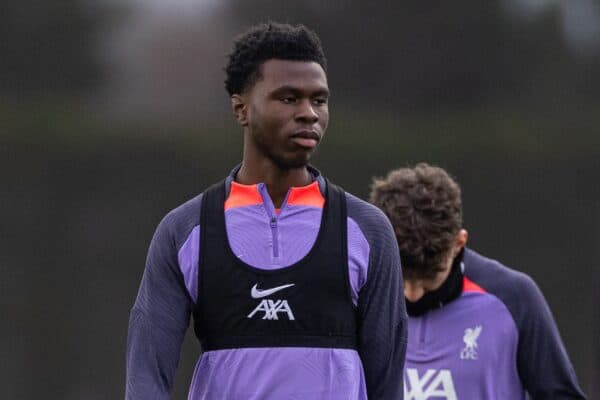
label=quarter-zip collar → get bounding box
[224,164,326,262]
[225,164,326,199]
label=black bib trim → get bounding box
[193,179,358,351]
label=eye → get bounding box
[280,96,297,104]
[312,97,328,106]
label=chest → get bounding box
[194,181,358,351]
[404,293,524,399]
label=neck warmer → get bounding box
[405,249,464,317]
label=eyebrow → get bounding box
[271,85,330,97]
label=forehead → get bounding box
[254,59,328,92]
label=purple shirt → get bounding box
[405,280,523,399]
[404,248,586,399]
[126,170,407,399]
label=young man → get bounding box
[369,163,586,399]
[126,23,407,399]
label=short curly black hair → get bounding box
[224,22,327,96]
[369,163,463,280]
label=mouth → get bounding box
[290,130,321,149]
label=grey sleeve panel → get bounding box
[125,193,203,399]
[346,192,408,400]
[463,248,586,400]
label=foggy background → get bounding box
[2,1,599,398]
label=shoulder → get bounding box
[464,248,538,294]
[463,248,546,324]
[343,191,398,264]
[153,192,204,252]
[344,191,395,237]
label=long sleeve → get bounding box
[126,211,193,399]
[513,275,586,399]
[350,197,408,400]
[465,249,587,400]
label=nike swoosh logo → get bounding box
[251,283,295,299]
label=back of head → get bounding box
[369,163,463,279]
[224,22,327,96]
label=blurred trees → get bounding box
[225,0,600,112]
[0,1,115,96]
[2,1,598,112]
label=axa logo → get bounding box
[247,283,295,320]
[460,325,482,360]
[404,368,457,400]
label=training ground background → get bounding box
[2,1,599,398]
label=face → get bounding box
[404,229,468,302]
[233,59,330,169]
[404,252,454,302]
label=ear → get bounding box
[454,229,468,255]
[231,94,248,126]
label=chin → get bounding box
[281,159,310,170]
[272,153,311,170]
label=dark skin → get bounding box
[231,59,330,207]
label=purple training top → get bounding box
[126,167,407,400]
[404,248,586,399]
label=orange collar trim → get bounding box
[224,180,325,211]
[463,276,486,293]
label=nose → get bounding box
[295,99,319,123]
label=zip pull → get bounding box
[270,216,279,258]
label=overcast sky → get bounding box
[122,0,600,55]
[502,0,600,54]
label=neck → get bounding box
[405,250,465,317]
[236,160,312,208]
